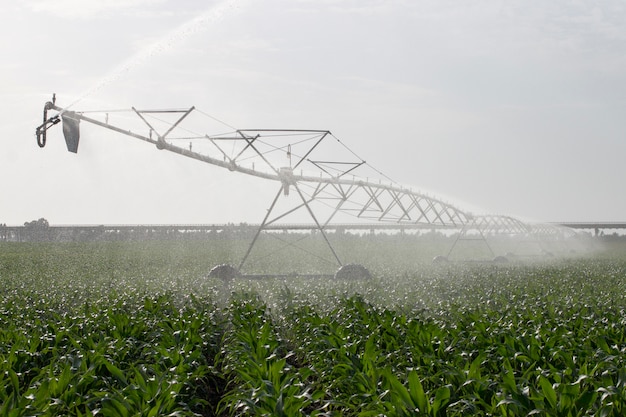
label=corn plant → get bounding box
[2,240,626,415]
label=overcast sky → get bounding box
[1,0,625,225]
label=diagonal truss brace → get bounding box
[238,182,343,271]
[35,99,488,272]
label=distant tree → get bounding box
[24,218,49,229]
[23,218,50,241]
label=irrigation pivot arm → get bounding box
[36,97,583,270]
[35,99,471,228]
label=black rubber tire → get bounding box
[208,264,240,281]
[334,264,372,280]
[432,255,449,264]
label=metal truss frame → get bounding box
[446,215,532,259]
[35,98,579,271]
[445,215,580,260]
[36,100,473,273]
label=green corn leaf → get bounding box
[100,397,130,417]
[431,386,451,415]
[575,391,597,410]
[383,369,414,410]
[103,360,128,385]
[618,367,626,388]
[538,376,557,409]
[148,398,164,417]
[7,369,20,397]
[468,354,485,380]
[502,370,518,394]
[408,370,428,413]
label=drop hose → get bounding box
[35,101,60,148]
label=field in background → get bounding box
[1,239,625,415]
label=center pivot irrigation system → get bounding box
[36,95,576,279]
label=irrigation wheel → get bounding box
[208,264,241,281]
[334,264,372,280]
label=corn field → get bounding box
[1,240,626,416]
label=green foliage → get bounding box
[1,241,626,415]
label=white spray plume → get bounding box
[63,0,244,113]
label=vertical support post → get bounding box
[447,223,468,258]
[238,186,284,271]
[238,181,344,273]
[476,224,496,258]
[293,183,343,267]
[447,217,496,259]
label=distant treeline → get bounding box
[1,220,264,242]
[1,218,622,243]
[1,219,448,243]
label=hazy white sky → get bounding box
[1,0,625,225]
